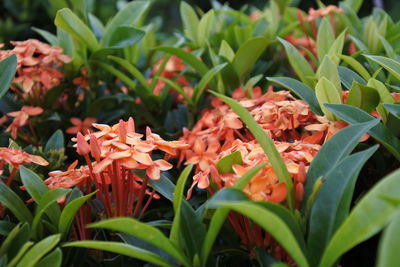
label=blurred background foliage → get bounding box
[1,0,399,44]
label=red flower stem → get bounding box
[139,190,155,218]
[228,212,247,243]
[112,161,124,216]
[6,167,18,186]
[133,176,148,217]
[127,176,136,216]
[242,216,255,248]
[122,169,129,216]
[108,166,119,217]
[253,223,264,248]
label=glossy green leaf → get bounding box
[200,163,266,263]
[325,103,400,160]
[339,54,371,81]
[317,18,335,62]
[338,66,366,89]
[170,165,193,248]
[317,56,342,95]
[315,77,342,121]
[216,151,243,173]
[88,218,189,266]
[44,130,64,154]
[31,27,58,46]
[278,38,315,87]
[108,55,152,93]
[218,40,235,62]
[154,46,209,76]
[364,18,381,54]
[55,8,99,52]
[16,234,60,267]
[0,182,32,224]
[0,223,26,257]
[180,1,199,44]
[197,10,214,47]
[364,55,400,80]
[218,201,309,267]
[148,174,175,202]
[267,77,323,115]
[320,169,400,267]
[193,63,227,104]
[36,248,62,267]
[384,104,400,119]
[376,210,400,267]
[344,0,363,12]
[327,30,346,64]
[65,241,174,267]
[302,119,379,211]
[232,37,269,82]
[108,26,145,48]
[307,146,378,266]
[211,92,295,210]
[59,191,96,239]
[346,82,380,113]
[101,1,150,46]
[6,241,34,267]
[20,166,61,226]
[0,54,17,99]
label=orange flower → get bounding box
[306,5,344,21]
[6,106,43,139]
[66,117,96,135]
[0,147,48,168]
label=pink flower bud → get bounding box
[76,132,90,155]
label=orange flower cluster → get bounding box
[179,87,321,204]
[46,117,188,218]
[5,105,43,139]
[0,39,70,104]
[0,147,48,185]
[306,5,344,21]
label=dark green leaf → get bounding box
[109,26,145,48]
[0,183,32,224]
[0,54,17,99]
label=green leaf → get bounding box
[193,63,227,104]
[55,8,99,52]
[315,77,342,121]
[197,10,214,47]
[65,241,174,267]
[200,163,266,264]
[211,92,295,211]
[20,166,61,226]
[101,0,150,46]
[384,104,400,119]
[232,37,269,82]
[319,169,400,267]
[156,76,192,104]
[338,66,366,90]
[58,191,96,239]
[216,151,243,173]
[327,30,346,65]
[44,130,64,154]
[6,241,34,267]
[154,46,209,76]
[218,40,235,62]
[180,1,199,44]
[339,54,371,81]
[307,146,378,266]
[317,56,342,95]
[346,82,380,113]
[0,54,17,99]
[344,0,363,12]
[0,183,32,224]
[267,77,323,115]
[31,189,70,239]
[218,201,309,267]
[88,218,189,266]
[0,223,27,257]
[278,38,315,87]
[317,18,335,62]
[170,165,193,248]
[108,26,145,48]
[302,119,379,212]
[148,174,175,202]
[108,55,152,94]
[31,27,59,46]
[0,221,15,236]
[325,104,400,160]
[364,55,400,80]
[16,234,60,267]
[376,210,400,267]
[36,248,62,267]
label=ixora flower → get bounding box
[46,117,188,218]
[0,39,71,104]
[6,106,43,139]
[0,147,48,185]
[306,5,344,21]
[66,117,96,135]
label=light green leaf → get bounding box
[346,82,380,113]
[339,54,371,81]
[364,55,400,80]
[320,169,400,267]
[315,77,342,121]
[327,30,346,65]
[317,56,342,95]
[31,27,59,46]
[317,18,335,62]
[55,8,99,52]
[65,241,174,267]
[278,38,315,87]
[384,104,400,119]
[197,10,214,47]
[192,63,227,104]
[108,26,145,48]
[180,1,199,44]
[216,151,243,173]
[218,40,235,62]
[16,234,60,267]
[36,248,62,267]
[376,210,400,267]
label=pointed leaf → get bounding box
[0,54,17,99]
[0,183,32,224]
[315,77,342,121]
